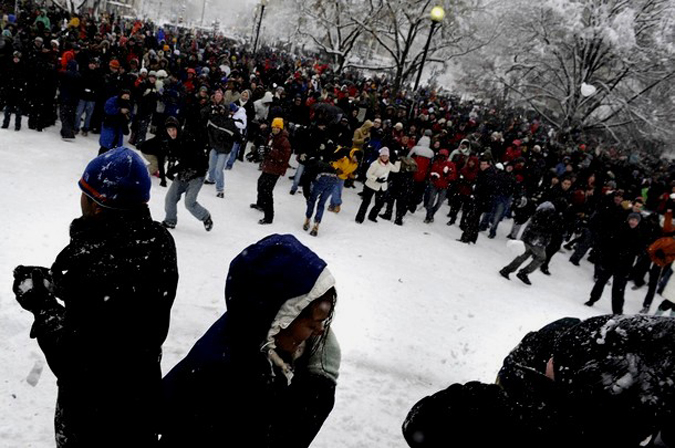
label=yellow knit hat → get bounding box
[271,117,284,129]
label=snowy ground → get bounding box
[0,125,650,447]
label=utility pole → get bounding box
[252,0,268,53]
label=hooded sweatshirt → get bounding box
[161,234,340,447]
[408,136,434,183]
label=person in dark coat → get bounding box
[13,147,178,448]
[159,234,341,448]
[161,117,213,231]
[58,59,82,139]
[129,71,159,146]
[74,59,102,136]
[458,157,496,244]
[99,90,132,154]
[2,51,28,130]
[380,155,418,226]
[403,315,675,448]
[251,117,292,224]
[499,201,557,285]
[26,36,57,132]
[585,212,643,313]
[139,116,182,187]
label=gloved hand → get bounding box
[376,177,387,183]
[299,154,307,162]
[431,172,440,178]
[655,248,666,260]
[13,266,56,313]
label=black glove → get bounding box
[13,266,56,313]
[376,177,387,183]
[655,248,666,260]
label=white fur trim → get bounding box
[262,267,336,384]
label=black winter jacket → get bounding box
[31,209,178,447]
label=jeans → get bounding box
[329,179,345,208]
[306,174,339,223]
[164,177,210,225]
[75,99,95,132]
[256,172,280,222]
[570,228,593,264]
[134,116,152,146]
[226,142,241,169]
[502,243,546,275]
[3,104,22,129]
[207,149,228,193]
[424,185,448,220]
[480,195,511,237]
[290,163,305,194]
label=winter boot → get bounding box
[309,223,319,237]
[333,205,341,213]
[639,306,650,314]
[516,271,531,285]
[394,218,403,226]
[216,192,224,198]
[380,211,392,221]
[540,266,551,276]
[203,215,214,232]
[161,221,176,229]
[499,268,511,280]
[303,218,311,231]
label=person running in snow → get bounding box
[499,201,558,285]
[584,212,643,313]
[423,149,457,224]
[403,315,675,448]
[327,147,363,214]
[13,147,178,448]
[304,148,362,236]
[161,117,213,231]
[159,234,340,448]
[355,147,401,224]
[251,117,292,224]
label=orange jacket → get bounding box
[647,237,675,267]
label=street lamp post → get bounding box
[253,0,268,53]
[413,5,445,93]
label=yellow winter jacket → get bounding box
[332,148,361,180]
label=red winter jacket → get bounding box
[262,130,292,176]
[429,159,458,189]
[457,156,479,196]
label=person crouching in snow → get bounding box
[355,146,401,223]
[159,234,341,448]
[499,201,557,285]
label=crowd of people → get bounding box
[5,3,675,447]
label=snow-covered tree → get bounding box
[456,0,675,148]
[352,0,494,93]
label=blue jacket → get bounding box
[99,96,129,150]
[160,234,340,448]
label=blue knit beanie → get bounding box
[78,147,151,209]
